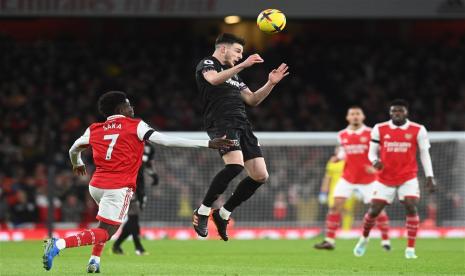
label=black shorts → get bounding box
[207,125,263,161]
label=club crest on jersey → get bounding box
[405,133,413,140]
[360,136,368,143]
[103,122,122,131]
[383,134,391,139]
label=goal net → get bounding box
[141,132,465,231]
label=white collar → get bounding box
[389,119,410,130]
[346,125,366,135]
[107,115,126,120]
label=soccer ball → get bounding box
[257,9,286,34]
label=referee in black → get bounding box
[192,33,289,241]
[112,143,158,255]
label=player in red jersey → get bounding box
[315,107,391,251]
[354,99,436,259]
[42,91,234,272]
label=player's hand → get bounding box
[318,192,328,204]
[239,54,264,68]
[372,160,384,171]
[426,177,437,194]
[72,165,87,176]
[269,63,289,85]
[329,155,339,163]
[208,135,237,150]
[365,165,378,174]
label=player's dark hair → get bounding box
[215,33,245,47]
[348,105,363,111]
[389,99,409,109]
[98,91,128,117]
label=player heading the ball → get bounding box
[193,33,289,241]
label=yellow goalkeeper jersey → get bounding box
[325,160,345,207]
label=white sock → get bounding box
[56,238,66,250]
[381,239,391,246]
[324,237,335,245]
[197,204,211,216]
[406,247,415,252]
[219,207,231,220]
[89,255,100,263]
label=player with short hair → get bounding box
[192,33,289,241]
[42,91,234,272]
[315,107,391,251]
[353,99,437,259]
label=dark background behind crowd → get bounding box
[1,19,464,228]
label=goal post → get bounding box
[142,131,465,229]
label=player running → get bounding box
[315,107,391,251]
[353,99,436,259]
[42,91,234,272]
[192,33,289,241]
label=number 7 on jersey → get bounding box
[103,134,119,160]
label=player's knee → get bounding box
[330,202,345,214]
[251,171,269,183]
[404,203,417,216]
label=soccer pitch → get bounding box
[1,239,464,275]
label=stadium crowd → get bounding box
[1,26,464,227]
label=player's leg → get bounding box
[314,197,347,249]
[42,186,111,271]
[376,210,391,251]
[354,182,394,257]
[130,214,146,255]
[193,128,244,237]
[399,178,421,259]
[112,198,138,254]
[112,219,131,255]
[315,178,354,250]
[212,128,267,241]
[360,183,391,251]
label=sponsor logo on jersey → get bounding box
[383,141,412,153]
[344,144,368,154]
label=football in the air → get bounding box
[257,9,286,34]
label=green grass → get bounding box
[1,238,464,275]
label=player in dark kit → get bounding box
[192,33,289,241]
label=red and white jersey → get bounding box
[74,115,153,190]
[372,120,430,186]
[337,125,376,184]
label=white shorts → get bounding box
[371,178,420,204]
[333,178,374,204]
[89,185,133,225]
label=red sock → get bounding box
[362,213,377,238]
[92,242,106,257]
[406,215,420,248]
[325,213,341,240]
[376,212,390,241]
[64,228,109,248]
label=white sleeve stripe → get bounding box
[137,120,154,141]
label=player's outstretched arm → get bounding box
[147,131,235,150]
[203,54,264,86]
[241,63,289,106]
[69,128,90,176]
